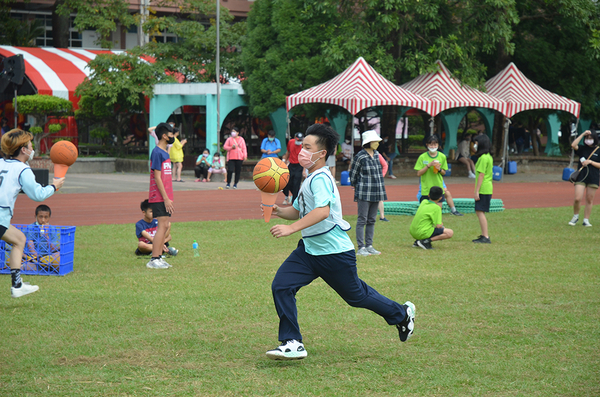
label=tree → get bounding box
[16,95,73,153]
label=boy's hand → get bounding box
[270,224,294,238]
[475,192,480,201]
[52,177,65,191]
[165,198,174,214]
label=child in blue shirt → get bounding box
[265,124,416,361]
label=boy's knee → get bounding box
[446,228,454,238]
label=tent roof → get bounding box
[401,60,508,117]
[286,57,433,116]
[485,62,580,118]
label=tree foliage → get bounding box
[15,95,73,152]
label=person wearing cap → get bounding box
[349,130,387,256]
[146,122,176,269]
[281,132,304,205]
[223,128,247,189]
[260,130,281,159]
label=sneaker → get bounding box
[159,258,172,268]
[412,240,419,248]
[195,179,201,182]
[416,239,433,250]
[568,215,579,226]
[146,258,168,269]
[11,282,39,298]
[583,219,592,227]
[365,246,381,255]
[266,339,307,360]
[468,172,476,179]
[233,185,238,189]
[356,247,371,256]
[388,175,397,179]
[451,210,464,216]
[379,217,390,222]
[168,246,179,256]
[396,301,416,342]
[472,235,491,244]
[135,248,145,256]
[226,184,230,189]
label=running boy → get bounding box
[0,129,64,297]
[410,186,454,249]
[135,199,178,257]
[415,135,463,216]
[266,124,415,360]
[147,122,175,269]
[472,134,493,243]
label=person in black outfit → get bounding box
[568,130,600,227]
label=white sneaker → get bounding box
[146,258,168,269]
[468,172,476,179]
[159,257,172,268]
[568,215,579,226]
[396,301,416,342]
[365,246,381,255]
[266,339,307,360]
[388,175,397,179]
[11,282,39,298]
[356,247,371,256]
[583,219,592,227]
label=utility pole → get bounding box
[216,0,221,153]
[139,0,150,47]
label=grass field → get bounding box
[1,206,599,396]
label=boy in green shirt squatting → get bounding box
[472,134,493,244]
[265,124,416,360]
[410,186,454,249]
[415,135,463,216]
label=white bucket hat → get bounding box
[361,130,382,146]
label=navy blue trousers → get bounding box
[271,240,407,342]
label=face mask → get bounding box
[202,153,208,157]
[295,140,303,146]
[473,144,478,151]
[345,140,350,145]
[585,139,594,146]
[298,148,325,169]
[428,147,438,153]
[231,132,238,138]
[370,142,379,150]
[167,136,175,145]
[268,137,274,142]
[26,148,35,162]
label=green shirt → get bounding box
[410,200,442,240]
[414,151,448,196]
[475,153,494,195]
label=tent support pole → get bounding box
[500,118,511,182]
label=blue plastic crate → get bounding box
[0,224,76,276]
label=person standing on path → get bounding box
[223,128,247,189]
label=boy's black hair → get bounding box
[305,124,339,157]
[140,199,150,212]
[585,130,599,147]
[473,134,491,155]
[429,186,444,201]
[35,204,51,216]
[425,135,440,146]
[155,123,172,141]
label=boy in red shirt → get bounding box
[147,122,175,269]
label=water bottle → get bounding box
[192,240,199,257]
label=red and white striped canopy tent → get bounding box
[0,46,155,109]
[485,62,580,118]
[286,57,434,116]
[401,60,508,116]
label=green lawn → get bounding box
[1,206,599,396]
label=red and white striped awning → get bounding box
[286,57,433,116]
[0,46,140,108]
[485,62,580,118]
[401,60,508,117]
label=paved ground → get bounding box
[11,170,588,226]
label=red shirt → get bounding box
[286,140,302,164]
[149,147,174,203]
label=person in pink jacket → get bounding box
[223,128,247,189]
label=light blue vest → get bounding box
[297,168,351,238]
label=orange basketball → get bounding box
[253,157,290,193]
[50,141,78,166]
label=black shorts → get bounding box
[475,194,492,212]
[420,194,446,203]
[149,201,171,218]
[430,227,444,239]
[0,225,6,240]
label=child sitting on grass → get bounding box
[410,186,454,250]
[135,199,178,257]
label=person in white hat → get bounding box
[349,130,387,256]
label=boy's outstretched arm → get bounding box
[270,206,330,238]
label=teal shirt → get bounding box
[293,169,354,255]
